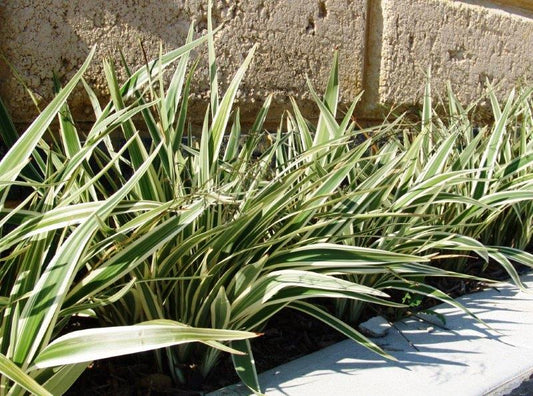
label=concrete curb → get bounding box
[210,273,533,396]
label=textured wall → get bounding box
[379,0,533,110]
[0,0,366,125]
[0,0,532,126]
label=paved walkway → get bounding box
[505,373,533,396]
[211,273,533,396]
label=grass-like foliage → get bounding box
[1,5,533,395]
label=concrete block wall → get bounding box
[0,0,532,126]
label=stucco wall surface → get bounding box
[378,0,533,111]
[0,0,366,124]
[0,0,532,125]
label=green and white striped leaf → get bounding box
[33,320,258,369]
[0,353,52,396]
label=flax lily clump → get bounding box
[1,7,533,396]
[0,20,420,396]
[317,80,533,323]
[0,28,260,396]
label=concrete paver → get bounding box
[211,273,533,396]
